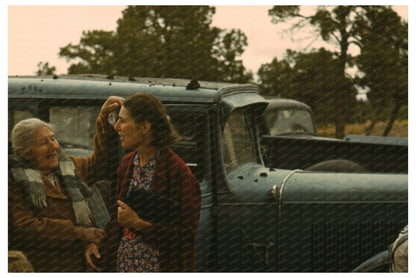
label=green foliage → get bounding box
[310,9,339,41]
[258,48,356,125]
[266,5,407,138]
[268,5,358,138]
[354,6,408,135]
[268,6,301,23]
[356,7,408,109]
[36,62,56,76]
[114,6,220,80]
[214,29,252,83]
[60,30,117,74]
[257,55,294,98]
[58,5,251,83]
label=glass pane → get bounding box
[222,109,257,174]
[169,113,205,181]
[13,110,34,125]
[266,108,315,136]
[8,110,35,152]
[49,106,100,156]
[9,110,34,134]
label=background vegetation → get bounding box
[37,5,408,139]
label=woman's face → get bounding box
[29,126,60,175]
[114,106,145,150]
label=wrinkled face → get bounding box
[29,126,60,175]
[113,106,144,150]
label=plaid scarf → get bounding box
[9,150,95,227]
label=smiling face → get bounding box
[113,106,146,151]
[28,126,60,175]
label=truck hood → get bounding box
[227,163,408,204]
[226,163,295,203]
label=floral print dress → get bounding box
[116,153,160,272]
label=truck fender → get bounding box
[305,159,367,173]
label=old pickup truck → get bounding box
[261,98,408,174]
[8,75,407,272]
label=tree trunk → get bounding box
[335,104,346,138]
[365,118,377,136]
[335,14,350,139]
[383,100,401,137]
[335,73,349,139]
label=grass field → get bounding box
[317,119,408,138]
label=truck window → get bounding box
[265,108,315,136]
[8,110,34,153]
[49,106,100,157]
[169,113,205,182]
[9,110,34,136]
[222,109,257,174]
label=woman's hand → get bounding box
[117,200,151,231]
[85,243,102,271]
[99,96,124,120]
[74,226,106,245]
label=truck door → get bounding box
[214,98,278,272]
[166,104,216,272]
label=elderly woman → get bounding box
[8,96,123,272]
[87,93,201,272]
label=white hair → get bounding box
[11,118,54,157]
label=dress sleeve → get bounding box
[141,162,202,251]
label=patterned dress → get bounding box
[116,153,160,272]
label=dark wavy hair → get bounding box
[123,93,181,149]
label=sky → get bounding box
[6,4,409,81]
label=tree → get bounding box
[291,49,356,125]
[36,61,56,76]
[257,54,294,98]
[214,29,253,83]
[113,6,221,80]
[354,6,408,136]
[59,30,118,74]
[258,48,356,125]
[268,5,408,138]
[59,6,251,83]
[269,6,364,138]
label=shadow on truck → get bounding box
[8,75,407,272]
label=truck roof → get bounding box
[264,97,313,112]
[8,74,260,104]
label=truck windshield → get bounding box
[265,108,315,136]
[222,109,258,174]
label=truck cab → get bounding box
[262,98,317,137]
[8,75,407,272]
